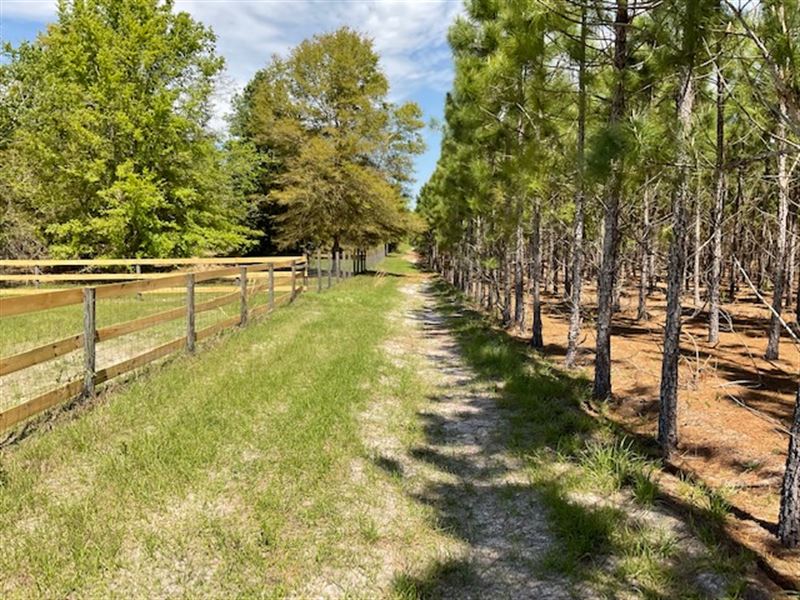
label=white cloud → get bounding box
[174,1,463,130]
[2,0,462,132]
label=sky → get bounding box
[0,0,464,198]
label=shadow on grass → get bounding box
[385,276,760,599]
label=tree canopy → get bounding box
[0,0,258,258]
[232,28,425,253]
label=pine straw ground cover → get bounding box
[499,282,799,587]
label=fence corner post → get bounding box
[83,287,96,397]
[317,252,322,292]
[268,264,275,310]
[186,273,196,353]
[290,260,297,301]
[239,266,248,326]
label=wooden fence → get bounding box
[0,248,382,432]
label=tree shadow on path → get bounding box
[379,276,765,599]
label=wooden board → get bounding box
[94,273,190,300]
[0,256,305,268]
[93,337,186,384]
[0,268,300,285]
[2,282,294,295]
[195,290,240,314]
[195,315,242,341]
[1,273,180,282]
[0,379,84,431]
[95,305,186,342]
[0,333,83,376]
[0,288,84,317]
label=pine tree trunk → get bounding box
[612,257,622,313]
[514,223,525,330]
[796,262,800,324]
[566,4,587,368]
[502,245,512,327]
[758,219,769,292]
[778,385,800,548]
[766,100,789,360]
[544,231,558,294]
[638,189,651,321]
[709,52,725,344]
[466,239,474,300]
[785,208,796,307]
[531,203,544,348]
[659,68,694,458]
[693,195,702,307]
[728,170,743,301]
[593,0,628,401]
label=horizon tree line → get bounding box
[0,0,422,262]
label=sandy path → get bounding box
[375,276,568,598]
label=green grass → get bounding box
[0,288,276,357]
[0,258,423,597]
[0,254,760,598]
[0,287,281,412]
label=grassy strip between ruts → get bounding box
[0,258,415,597]
[426,280,770,599]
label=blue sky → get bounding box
[0,0,463,198]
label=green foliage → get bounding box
[233,28,424,251]
[0,0,257,258]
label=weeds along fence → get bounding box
[0,247,384,433]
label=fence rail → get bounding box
[0,247,386,433]
[0,256,305,268]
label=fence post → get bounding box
[268,264,275,310]
[328,252,333,289]
[186,273,196,353]
[290,260,297,301]
[33,266,41,289]
[239,266,248,326]
[83,287,96,397]
[317,252,322,292]
[303,256,309,291]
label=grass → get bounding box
[0,253,762,598]
[0,256,432,597]
[427,281,755,598]
[0,285,285,411]
[0,287,278,357]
